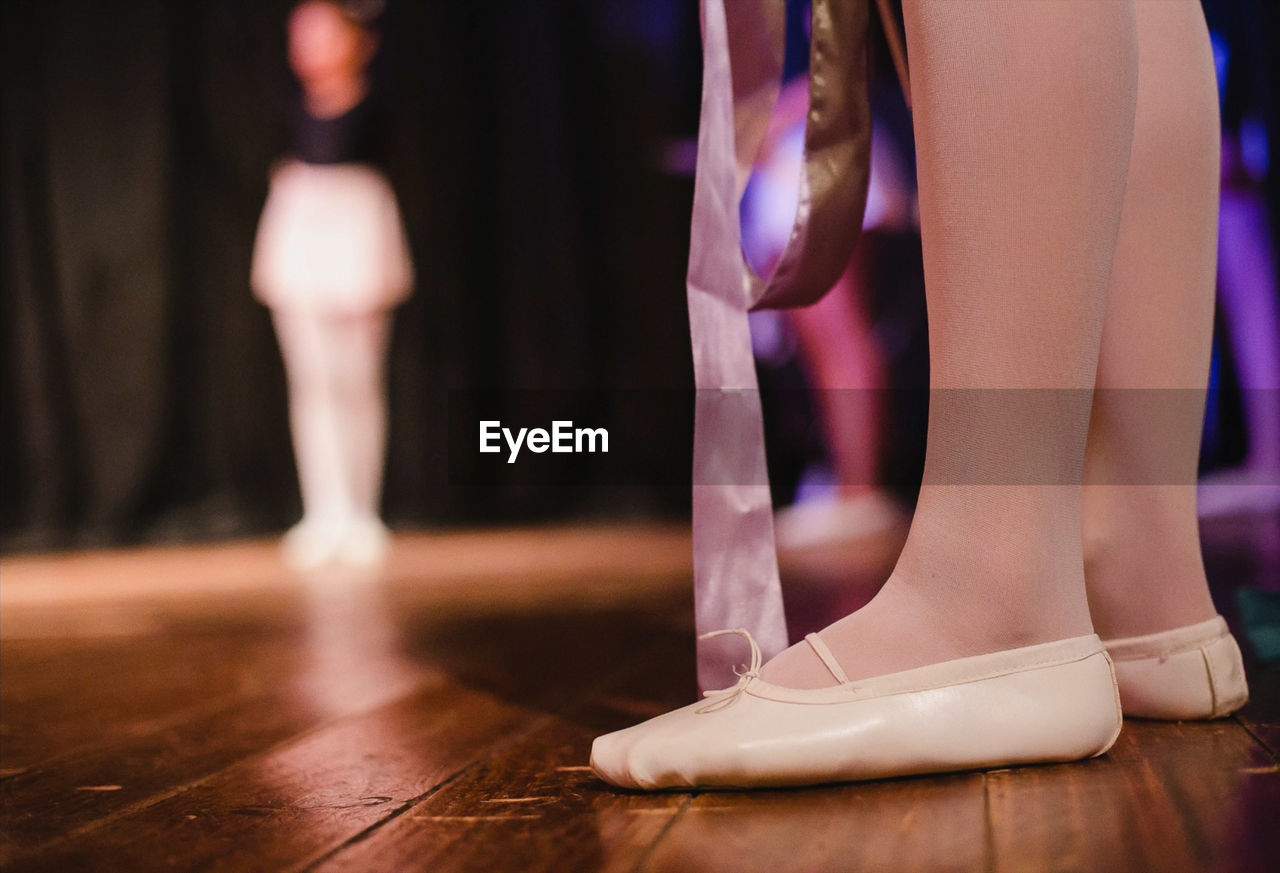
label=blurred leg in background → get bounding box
[774,116,916,551]
[274,309,392,570]
[742,78,911,552]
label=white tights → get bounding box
[273,309,392,533]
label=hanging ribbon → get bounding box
[689,0,907,690]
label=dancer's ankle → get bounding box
[1083,486,1217,638]
[759,566,1093,690]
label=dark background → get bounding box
[2,0,707,548]
[3,0,1274,550]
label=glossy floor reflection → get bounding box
[1,517,1277,872]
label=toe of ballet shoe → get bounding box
[590,729,640,790]
[281,520,341,571]
[336,518,391,567]
[591,704,704,790]
[591,634,1122,791]
[1104,616,1249,720]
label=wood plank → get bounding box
[0,586,430,801]
[988,719,1280,873]
[310,717,685,873]
[310,620,698,873]
[0,587,688,860]
[1235,666,1280,760]
[0,631,313,771]
[0,586,354,771]
[392,599,692,722]
[6,517,1276,873]
[0,575,690,775]
[3,680,536,873]
[0,665,433,857]
[3,578,693,872]
[640,774,988,873]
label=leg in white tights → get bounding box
[763,0,1139,687]
[273,308,392,566]
[330,313,392,526]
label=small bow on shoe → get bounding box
[695,628,762,713]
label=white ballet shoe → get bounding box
[590,629,1122,790]
[336,517,390,567]
[281,518,344,571]
[1102,616,1249,720]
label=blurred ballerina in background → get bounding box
[741,75,914,551]
[252,0,411,570]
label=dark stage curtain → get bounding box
[2,0,701,548]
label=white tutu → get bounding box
[251,160,413,314]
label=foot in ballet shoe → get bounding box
[1102,616,1249,720]
[590,629,1122,790]
[281,518,344,571]
[336,517,390,567]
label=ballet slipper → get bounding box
[336,516,390,567]
[590,629,1121,790]
[281,517,344,571]
[1102,616,1249,720]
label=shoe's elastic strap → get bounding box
[805,633,852,684]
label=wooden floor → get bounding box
[2,516,1278,872]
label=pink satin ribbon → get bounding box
[688,0,904,690]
